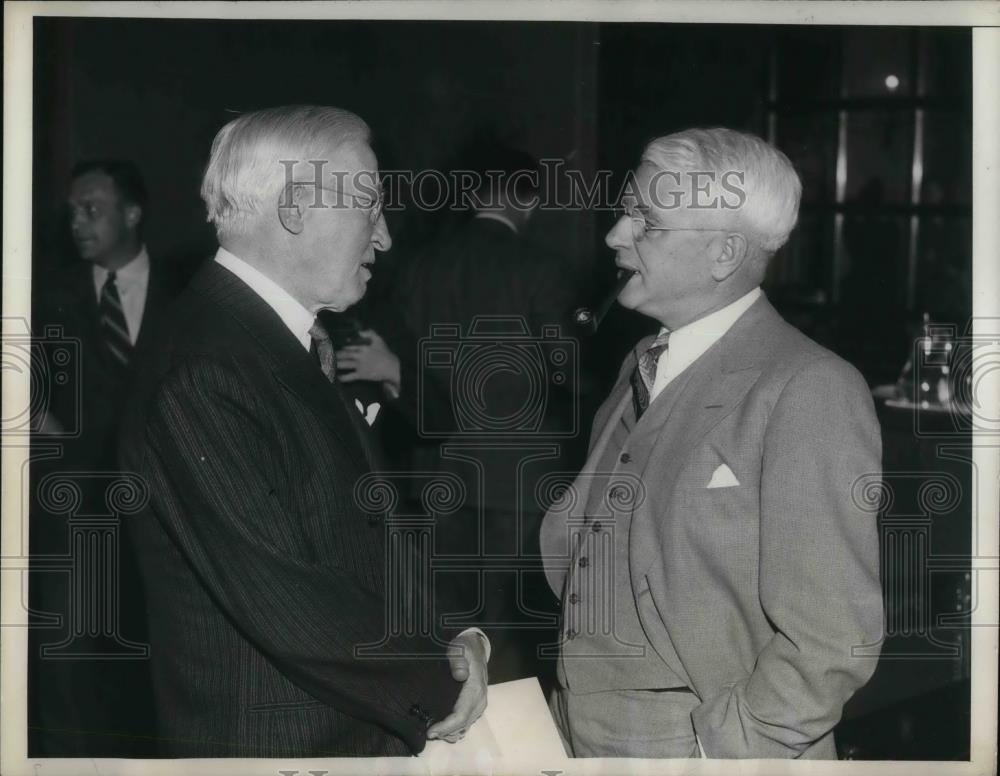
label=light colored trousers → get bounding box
[550,687,701,758]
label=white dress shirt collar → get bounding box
[92,244,150,291]
[650,286,762,400]
[474,211,518,234]
[214,247,316,352]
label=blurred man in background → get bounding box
[338,145,579,686]
[30,159,170,755]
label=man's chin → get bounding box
[347,278,368,304]
[617,287,642,311]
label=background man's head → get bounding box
[200,105,391,313]
[467,143,540,231]
[608,127,801,328]
[68,159,147,269]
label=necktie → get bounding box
[99,271,132,367]
[308,318,337,382]
[309,316,383,471]
[629,331,670,420]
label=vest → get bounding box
[557,368,695,694]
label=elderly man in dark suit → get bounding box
[540,128,884,759]
[120,105,488,757]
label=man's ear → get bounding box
[124,204,142,230]
[278,183,306,235]
[710,232,749,282]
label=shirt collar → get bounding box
[474,211,518,234]
[92,245,150,288]
[214,247,316,351]
[661,286,762,356]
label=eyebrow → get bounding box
[622,196,650,214]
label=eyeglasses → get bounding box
[302,183,385,224]
[336,188,384,224]
[614,199,721,244]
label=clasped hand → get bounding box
[426,631,489,743]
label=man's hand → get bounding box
[426,631,488,743]
[334,329,401,393]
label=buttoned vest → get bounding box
[557,368,695,693]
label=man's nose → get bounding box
[605,214,632,250]
[372,213,392,252]
[69,208,86,231]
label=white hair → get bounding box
[200,105,371,239]
[641,127,801,254]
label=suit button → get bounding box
[568,593,580,604]
[591,521,602,532]
[620,453,631,464]
[578,556,589,568]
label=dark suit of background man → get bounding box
[541,128,884,759]
[119,105,488,757]
[30,160,169,756]
[349,147,579,686]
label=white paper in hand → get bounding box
[419,677,568,772]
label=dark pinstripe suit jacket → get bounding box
[120,260,462,757]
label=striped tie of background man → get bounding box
[99,271,132,367]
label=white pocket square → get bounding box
[706,463,740,489]
[361,401,381,426]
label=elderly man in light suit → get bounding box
[540,127,883,759]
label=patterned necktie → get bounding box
[99,270,132,367]
[309,316,383,471]
[308,318,337,382]
[629,331,670,420]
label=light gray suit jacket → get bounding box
[540,295,884,759]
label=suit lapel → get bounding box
[274,362,374,473]
[574,387,632,508]
[628,299,780,576]
[193,262,371,467]
[569,335,654,514]
[649,297,778,488]
[646,353,762,492]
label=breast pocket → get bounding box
[681,483,742,516]
[675,440,752,512]
[678,486,760,569]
